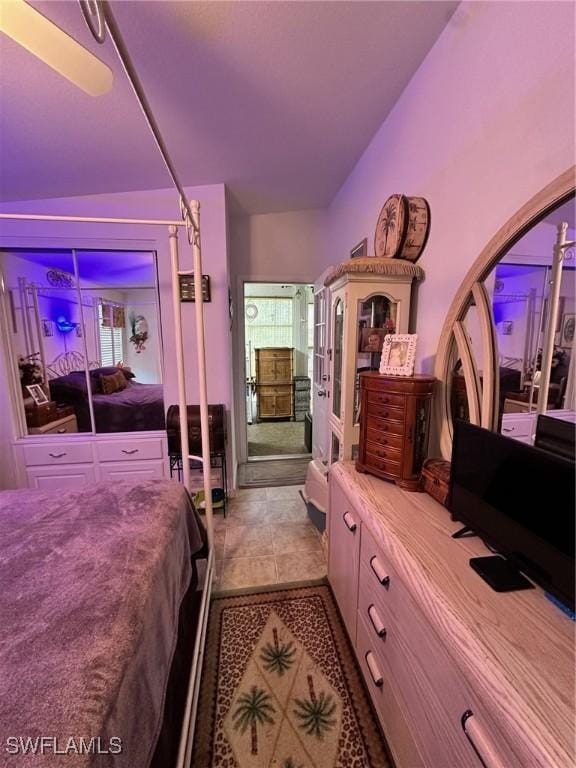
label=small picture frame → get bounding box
[179,274,211,302]
[26,384,49,406]
[501,320,513,336]
[359,327,387,353]
[380,334,418,376]
[560,313,575,347]
[350,238,368,259]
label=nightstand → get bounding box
[28,413,78,435]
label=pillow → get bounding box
[100,370,127,395]
[90,366,135,382]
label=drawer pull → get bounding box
[369,556,390,588]
[461,710,507,768]
[502,427,514,433]
[368,604,387,638]
[365,652,383,688]
[121,448,139,455]
[343,512,357,532]
[57,428,67,434]
[49,452,67,459]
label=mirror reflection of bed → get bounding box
[0,248,164,435]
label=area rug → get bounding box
[248,422,309,457]
[238,458,309,487]
[192,584,392,768]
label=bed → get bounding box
[0,480,206,768]
[48,367,166,433]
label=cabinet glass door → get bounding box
[332,298,344,418]
[354,294,396,422]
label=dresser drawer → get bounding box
[257,385,292,396]
[364,439,402,463]
[366,390,406,409]
[356,612,425,768]
[365,427,404,451]
[500,417,532,439]
[99,460,166,481]
[366,402,405,422]
[363,451,402,477]
[366,413,405,435]
[96,438,165,462]
[23,441,93,466]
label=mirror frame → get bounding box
[434,166,576,458]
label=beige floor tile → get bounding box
[267,498,308,523]
[226,500,269,526]
[224,524,273,558]
[275,551,327,583]
[232,487,268,502]
[270,522,322,555]
[219,556,278,590]
[213,531,226,561]
[266,485,304,501]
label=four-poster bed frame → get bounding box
[0,2,221,765]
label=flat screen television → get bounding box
[449,420,575,610]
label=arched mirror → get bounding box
[436,168,575,457]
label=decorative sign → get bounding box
[179,274,211,302]
[46,269,74,287]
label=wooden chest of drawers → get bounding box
[356,372,435,490]
[255,347,294,420]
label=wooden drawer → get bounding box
[356,612,424,768]
[366,403,405,423]
[500,417,532,439]
[366,390,406,409]
[363,451,402,477]
[257,385,292,396]
[99,460,166,481]
[365,413,405,435]
[365,427,404,451]
[258,349,291,360]
[96,438,164,462]
[23,441,93,466]
[359,525,523,768]
[364,439,402,463]
[26,465,96,489]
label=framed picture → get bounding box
[380,334,418,376]
[560,313,575,347]
[359,327,387,353]
[350,238,368,259]
[179,274,211,302]
[542,296,565,333]
[26,384,49,406]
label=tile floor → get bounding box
[205,485,327,592]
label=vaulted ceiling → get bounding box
[0,1,458,213]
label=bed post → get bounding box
[168,225,192,493]
[188,200,214,552]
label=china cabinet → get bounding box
[324,257,424,463]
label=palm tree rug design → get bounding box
[192,584,392,768]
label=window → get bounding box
[313,290,326,386]
[244,297,293,376]
[98,301,124,366]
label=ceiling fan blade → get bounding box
[0,0,113,96]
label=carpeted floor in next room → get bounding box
[193,584,392,768]
[248,421,309,457]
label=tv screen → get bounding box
[449,420,575,610]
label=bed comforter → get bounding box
[0,480,206,768]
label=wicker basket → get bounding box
[421,458,451,506]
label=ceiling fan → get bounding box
[0,0,113,96]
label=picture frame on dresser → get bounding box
[26,384,49,406]
[380,333,417,376]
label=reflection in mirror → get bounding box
[484,197,575,436]
[0,248,164,436]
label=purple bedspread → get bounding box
[91,382,165,433]
[0,480,206,768]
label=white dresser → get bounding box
[12,431,168,490]
[501,407,576,444]
[328,462,574,768]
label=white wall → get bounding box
[0,183,234,488]
[320,1,575,377]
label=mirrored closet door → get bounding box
[0,248,164,437]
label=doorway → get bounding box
[244,282,313,461]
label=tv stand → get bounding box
[469,555,535,592]
[328,462,574,768]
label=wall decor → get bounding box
[501,320,513,336]
[129,313,149,353]
[374,194,408,258]
[42,319,54,337]
[359,327,387,353]
[542,296,565,333]
[561,313,575,347]
[380,333,418,376]
[350,238,368,259]
[399,196,431,263]
[26,383,49,406]
[46,268,74,288]
[179,274,211,302]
